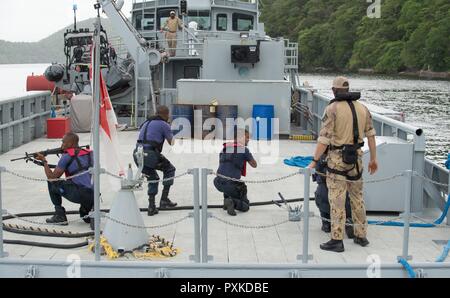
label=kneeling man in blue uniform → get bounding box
[214,129,257,216]
[36,132,94,225]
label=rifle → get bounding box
[10,145,90,168]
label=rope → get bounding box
[398,258,417,278]
[436,240,450,262]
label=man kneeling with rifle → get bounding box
[35,132,94,225]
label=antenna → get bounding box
[73,1,78,31]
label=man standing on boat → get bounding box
[214,128,258,216]
[161,10,183,57]
[135,105,177,216]
[309,77,378,253]
[35,132,94,225]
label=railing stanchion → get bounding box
[200,168,213,263]
[189,168,201,263]
[298,168,313,263]
[0,167,7,258]
[398,170,413,261]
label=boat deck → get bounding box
[1,131,448,265]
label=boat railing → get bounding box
[0,92,52,154]
[1,165,448,276]
[132,0,257,11]
[424,159,450,225]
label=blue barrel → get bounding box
[216,105,238,140]
[171,104,193,139]
[252,104,274,140]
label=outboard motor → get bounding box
[44,64,65,82]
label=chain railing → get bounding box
[0,166,448,265]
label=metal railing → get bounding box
[424,159,450,225]
[284,39,298,70]
[0,92,52,154]
[297,87,428,213]
[0,166,448,277]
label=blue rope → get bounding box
[436,240,450,262]
[398,258,416,278]
[283,156,314,168]
[368,194,450,227]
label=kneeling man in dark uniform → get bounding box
[36,132,94,225]
[214,129,257,216]
[134,105,177,216]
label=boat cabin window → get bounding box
[216,14,227,31]
[187,10,211,31]
[133,11,143,30]
[143,12,155,30]
[232,13,254,31]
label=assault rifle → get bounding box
[10,145,90,168]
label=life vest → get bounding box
[64,148,93,177]
[326,92,364,181]
[220,142,247,177]
[136,115,166,152]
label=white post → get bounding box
[92,4,102,262]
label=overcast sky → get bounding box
[0,0,133,42]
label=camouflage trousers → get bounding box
[165,32,177,56]
[326,150,368,240]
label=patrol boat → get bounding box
[0,0,448,278]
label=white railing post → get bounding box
[0,167,7,258]
[189,168,201,263]
[398,170,413,261]
[200,168,214,263]
[297,168,313,263]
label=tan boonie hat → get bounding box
[170,10,176,15]
[332,76,350,89]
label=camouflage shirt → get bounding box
[317,100,376,147]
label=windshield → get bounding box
[187,11,211,31]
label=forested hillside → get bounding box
[260,0,450,73]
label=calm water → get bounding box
[0,65,448,164]
[0,64,50,99]
[299,73,450,165]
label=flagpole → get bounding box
[93,2,102,261]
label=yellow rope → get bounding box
[88,236,179,260]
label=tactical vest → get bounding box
[220,142,247,177]
[64,148,93,177]
[326,92,364,181]
[137,115,166,153]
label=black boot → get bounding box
[160,186,177,208]
[321,220,331,233]
[46,206,68,225]
[224,198,236,216]
[354,237,370,247]
[320,239,344,253]
[79,205,92,224]
[148,195,159,216]
[223,196,229,210]
[345,218,355,239]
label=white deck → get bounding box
[0,131,448,265]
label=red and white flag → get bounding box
[90,42,125,188]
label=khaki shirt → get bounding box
[163,17,183,33]
[317,100,376,147]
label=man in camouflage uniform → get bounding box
[161,11,183,57]
[309,77,379,253]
